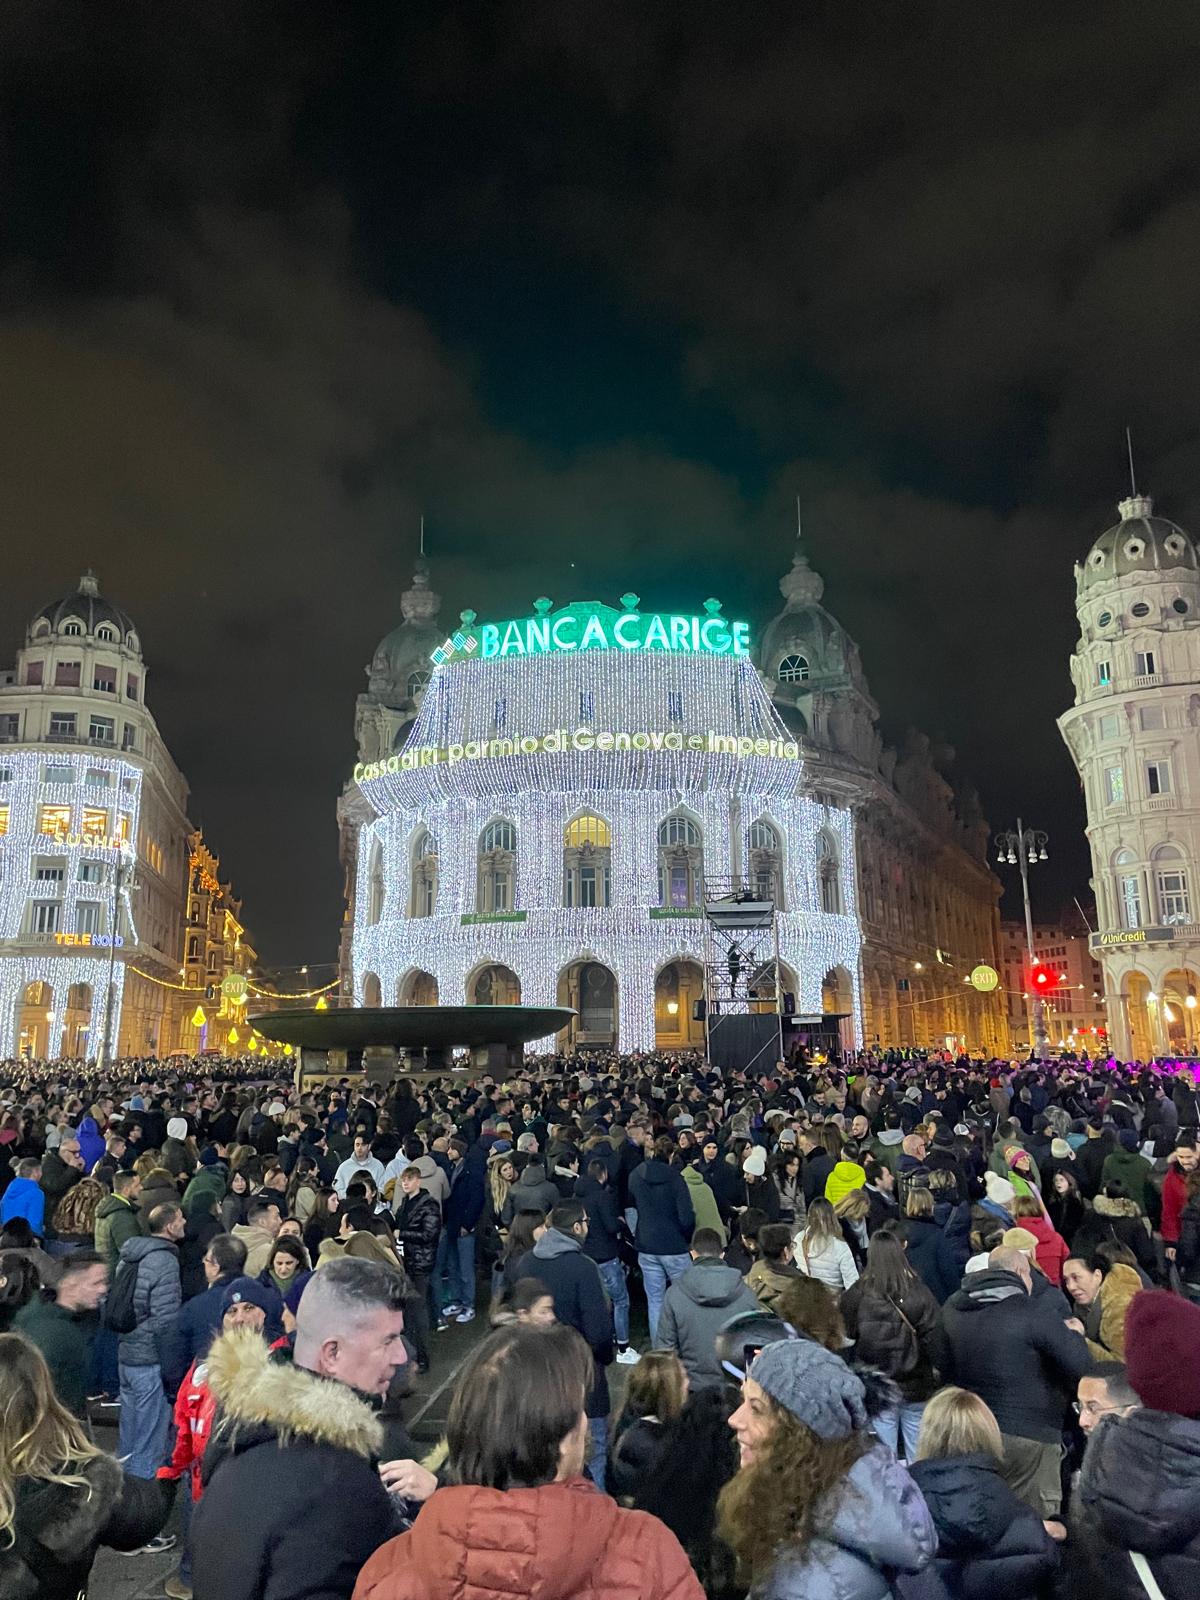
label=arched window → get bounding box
[62,619,83,637]
[366,841,384,926]
[126,632,139,651]
[658,813,703,908]
[816,829,842,914]
[407,670,431,700]
[1113,848,1142,930]
[564,813,611,907]
[1154,844,1191,925]
[748,819,784,908]
[478,819,517,912]
[96,625,117,642]
[410,828,438,918]
[187,934,199,960]
[778,654,810,684]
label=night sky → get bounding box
[2,3,1197,964]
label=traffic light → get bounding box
[1028,961,1052,992]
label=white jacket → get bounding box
[793,1232,859,1291]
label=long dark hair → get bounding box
[860,1229,918,1300]
[636,1387,739,1593]
[502,1209,545,1265]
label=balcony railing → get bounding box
[1146,795,1177,811]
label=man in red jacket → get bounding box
[1162,1142,1198,1260]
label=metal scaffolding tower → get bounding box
[701,873,784,1074]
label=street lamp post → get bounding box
[99,845,136,1070]
[995,819,1049,1059]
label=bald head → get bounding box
[989,1245,1032,1289]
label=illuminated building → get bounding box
[999,916,1106,1055]
[1060,491,1200,1059]
[0,574,190,1058]
[339,540,1005,1056]
[165,831,260,1054]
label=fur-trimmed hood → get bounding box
[1094,1193,1142,1219]
[203,1328,382,1465]
[0,1454,124,1599]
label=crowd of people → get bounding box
[0,1044,1198,1600]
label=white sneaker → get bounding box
[615,1346,640,1365]
[455,1307,476,1323]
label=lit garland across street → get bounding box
[351,615,863,1050]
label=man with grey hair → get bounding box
[192,1257,407,1600]
[935,1244,1092,1521]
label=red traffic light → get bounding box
[1028,962,1051,989]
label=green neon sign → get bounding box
[430,595,751,666]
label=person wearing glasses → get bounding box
[1075,1361,1140,1436]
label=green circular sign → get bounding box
[970,964,999,993]
[221,974,249,1005]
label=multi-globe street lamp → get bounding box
[995,820,1049,1059]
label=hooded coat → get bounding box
[680,1167,726,1245]
[934,1268,1092,1442]
[116,1233,182,1367]
[1073,1194,1157,1278]
[517,1229,613,1418]
[1081,1263,1143,1362]
[94,1190,146,1271]
[909,1452,1058,1600]
[1072,1408,1200,1600]
[192,1330,395,1600]
[629,1158,695,1256]
[746,1256,805,1316]
[825,1159,868,1207]
[0,1452,173,1600]
[352,1477,704,1600]
[1100,1149,1154,1213]
[502,1163,560,1225]
[76,1116,106,1173]
[764,1440,936,1600]
[655,1256,760,1387]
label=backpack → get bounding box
[103,1257,139,1333]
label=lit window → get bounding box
[657,814,702,908]
[81,807,110,842]
[39,804,71,839]
[778,655,810,684]
[1104,766,1125,805]
[564,813,611,908]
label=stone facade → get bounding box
[1060,492,1200,1059]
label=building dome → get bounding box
[367,558,443,706]
[28,571,138,644]
[1077,495,1199,594]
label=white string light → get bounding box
[351,646,863,1049]
[0,748,142,1056]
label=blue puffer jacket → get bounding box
[909,1452,1058,1600]
[766,1441,936,1600]
[629,1159,694,1255]
[116,1235,182,1367]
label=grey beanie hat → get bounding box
[749,1340,867,1440]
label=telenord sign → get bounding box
[970,964,999,992]
[430,596,751,666]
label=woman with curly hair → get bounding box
[51,1176,107,1246]
[718,1340,935,1600]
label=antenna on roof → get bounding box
[419,515,426,559]
[795,494,803,544]
[1126,427,1138,498]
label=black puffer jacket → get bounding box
[840,1273,941,1400]
[394,1187,441,1277]
[909,1453,1058,1600]
[1072,1409,1200,1600]
[0,1454,172,1600]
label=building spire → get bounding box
[1126,427,1138,498]
[419,514,426,559]
[1118,431,1153,521]
[778,500,824,608]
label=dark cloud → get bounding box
[3,3,1197,952]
